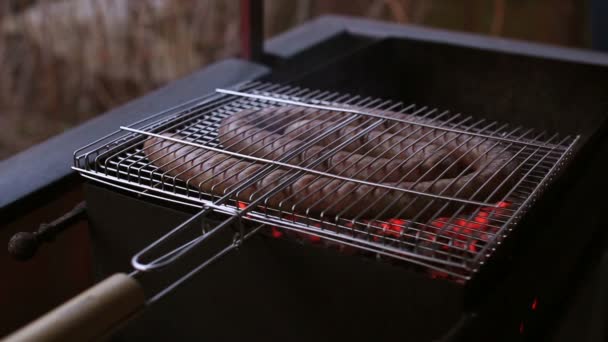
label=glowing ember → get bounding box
[426,201,512,252]
[308,234,322,243]
[429,269,451,280]
[380,218,406,238]
[271,227,283,238]
[258,200,512,279]
[269,202,511,248]
[471,240,479,252]
[302,223,323,243]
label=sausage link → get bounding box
[218,107,464,182]
[143,132,516,221]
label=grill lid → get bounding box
[73,81,578,281]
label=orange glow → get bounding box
[265,201,511,275]
[531,297,538,310]
[379,218,406,238]
[424,201,513,253]
[271,226,283,238]
[468,240,478,252]
[498,201,510,208]
[431,218,446,229]
[429,269,449,279]
[308,234,321,243]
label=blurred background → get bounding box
[0,0,597,160]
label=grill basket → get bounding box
[73,81,578,281]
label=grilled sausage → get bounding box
[217,105,517,189]
[217,107,465,182]
[142,129,516,220]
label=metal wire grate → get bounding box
[73,81,578,280]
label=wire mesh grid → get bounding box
[73,81,578,280]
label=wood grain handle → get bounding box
[4,273,145,342]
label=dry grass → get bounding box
[0,0,585,160]
[0,0,240,159]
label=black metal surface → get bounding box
[278,16,608,67]
[553,221,608,342]
[589,252,608,341]
[86,183,464,342]
[269,37,608,141]
[591,0,608,52]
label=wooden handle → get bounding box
[4,273,145,342]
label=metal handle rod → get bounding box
[134,118,400,272]
[131,206,216,271]
[131,110,368,270]
[8,202,87,260]
[146,223,264,304]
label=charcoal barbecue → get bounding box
[5,83,582,341]
[4,3,608,342]
[72,81,577,281]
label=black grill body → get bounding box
[86,17,608,341]
[87,184,464,341]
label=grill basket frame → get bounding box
[73,81,578,281]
